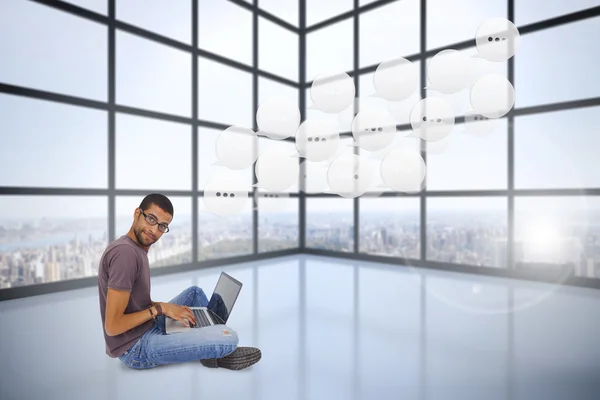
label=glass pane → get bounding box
[259,17,299,82]
[360,0,420,67]
[198,198,253,260]
[258,196,298,252]
[198,128,254,193]
[427,197,507,268]
[516,0,599,26]
[116,114,191,191]
[427,0,505,50]
[0,94,107,188]
[198,0,252,66]
[116,196,192,268]
[258,139,300,193]
[198,57,253,128]
[0,0,107,101]
[259,0,299,27]
[259,77,298,108]
[306,198,354,252]
[117,0,190,44]
[0,196,108,288]
[116,30,191,116]
[62,0,106,15]
[359,197,420,258]
[515,196,599,279]
[306,0,353,27]
[307,20,353,81]
[515,107,600,189]
[515,17,600,108]
[425,119,508,191]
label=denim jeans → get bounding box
[118,286,239,369]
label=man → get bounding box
[97,193,261,370]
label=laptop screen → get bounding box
[207,273,242,324]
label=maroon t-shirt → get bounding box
[97,235,153,358]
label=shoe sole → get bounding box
[200,347,261,370]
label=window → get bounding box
[307,20,353,81]
[359,0,420,67]
[0,196,108,288]
[259,17,299,82]
[0,94,107,189]
[198,58,253,128]
[427,197,507,268]
[198,198,253,261]
[62,0,106,15]
[116,114,191,191]
[116,196,191,268]
[198,0,252,66]
[116,31,191,116]
[306,0,353,27]
[258,0,299,27]
[515,17,600,108]
[116,0,191,44]
[515,107,600,189]
[516,0,599,26]
[426,0,506,50]
[306,198,354,252]
[359,197,420,258]
[259,196,298,252]
[259,77,299,109]
[514,196,599,279]
[0,0,107,101]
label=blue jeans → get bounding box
[118,286,239,369]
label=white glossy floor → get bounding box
[1,254,600,400]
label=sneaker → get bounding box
[200,347,261,370]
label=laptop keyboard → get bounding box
[192,309,212,328]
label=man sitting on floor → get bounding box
[97,193,261,370]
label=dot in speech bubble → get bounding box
[215,126,258,170]
[463,112,499,136]
[295,119,341,162]
[381,147,427,192]
[310,72,355,114]
[475,17,520,62]
[256,97,300,140]
[409,97,456,142]
[327,154,375,198]
[203,173,250,217]
[426,49,475,94]
[254,148,299,192]
[351,107,397,151]
[373,57,419,101]
[470,74,515,118]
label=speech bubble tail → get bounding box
[307,104,317,110]
[471,54,484,59]
[211,161,225,167]
[369,93,381,98]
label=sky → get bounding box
[0,0,599,220]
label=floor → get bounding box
[1,254,600,400]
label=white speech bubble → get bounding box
[255,149,299,192]
[327,154,375,198]
[337,96,387,132]
[373,57,419,101]
[295,119,340,162]
[215,126,258,170]
[426,49,475,94]
[381,147,427,192]
[256,97,300,140]
[203,173,250,217]
[470,74,515,118]
[351,107,397,151]
[409,97,456,142]
[475,18,521,62]
[310,72,355,114]
[258,192,292,213]
[463,112,499,136]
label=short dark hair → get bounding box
[139,193,174,218]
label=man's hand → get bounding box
[161,303,197,327]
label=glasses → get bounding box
[140,210,170,233]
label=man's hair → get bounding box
[139,193,174,218]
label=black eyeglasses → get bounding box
[140,210,170,233]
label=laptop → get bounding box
[165,272,242,334]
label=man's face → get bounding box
[133,204,172,247]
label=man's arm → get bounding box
[105,288,158,337]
